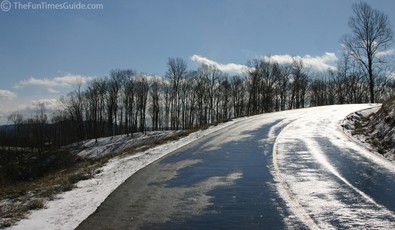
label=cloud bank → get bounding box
[191,53,338,74]
[0,74,96,125]
[0,89,17,100]
[264,52,338,71]
[376,49,394,58]
[0,98,63,125]
[18,74,94,88]
[191,54,248,74]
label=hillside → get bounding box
[343,99,395,161]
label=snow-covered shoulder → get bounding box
[8,119,244,230]
[273,104,395,229]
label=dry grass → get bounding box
[0,128,205,228]
[0,159,103,228]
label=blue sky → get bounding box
[0,0,394,124]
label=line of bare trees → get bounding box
[2,55,394,151]
[1,55,394,184]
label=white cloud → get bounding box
[191,54,248,74]
[0,97,62,125]
[48,88,61,94]
[18,74,94,88]
[0,89,17,100]
[376,49,394,58]
[1,73,96,125]
[191,53,338,74]
[264,52,338,71]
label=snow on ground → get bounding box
[8,104,395,230]
[273,104,395,229]
[8,119,246,230]
[66,131,179,159]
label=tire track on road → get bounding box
[272,117,319,230]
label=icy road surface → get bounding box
[10,105,395,229]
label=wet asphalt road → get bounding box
[76,115,305,229]
[76,105,395,229]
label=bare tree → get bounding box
[50,110,70,146]
[135,77,149,133]
[260,59,280,112]
[199,64,221,123]
[179,74,191,129]
[342,1,393,103]
[230,75,246,117]
[34,103,48,150]
[277,64,291,111]
[8,111,23,142]
[150,77,162,131]
[194,70,209,126]
[246,59,262,115]
[187,71,199,128]
[107,70,124,136]
[218,76,231,120]
[166,58,187,130]
[123,76,136,135]
[289,58,309,109]
[86,79,102,142]
[61,81,85,143]
[331,52,366,104]
[162,81,172,129]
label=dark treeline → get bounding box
[1,56,394,184]
[2,56,395,148]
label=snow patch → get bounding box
[66,131,178,159]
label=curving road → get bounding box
[77,105,395,229]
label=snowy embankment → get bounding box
[341,106,388,157]
[343,100,395,161]
[9,119,245,230]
